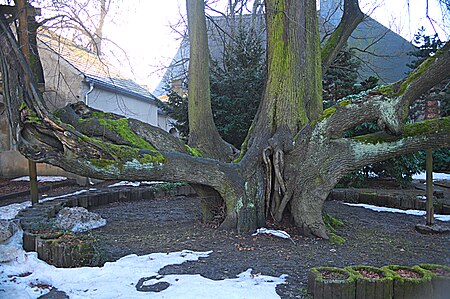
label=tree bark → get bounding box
[186,0,236,161]
[1,3,450,238]
[321,0,364,73]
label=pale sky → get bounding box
[99,0,449,91]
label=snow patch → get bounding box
[0,233,286,298]
[343,203,450,222]
[108,181,164,187]
[54,207,106,233]
[252,228,293,241]
[11,176,67,183]
[412,172,450,181]
[0,190,88,220]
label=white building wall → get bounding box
[84,84,159,126]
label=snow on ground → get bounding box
[0,231,286,299]
[11,176,67,183]
[0,190,88,220]
[108,181,164,187]
[252,228,291,239]
[412,172,450,181]
[343,203,450,222]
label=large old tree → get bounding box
[1,0,449,238]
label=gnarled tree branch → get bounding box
[321,0,364,73]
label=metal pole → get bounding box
[425,149,434,225]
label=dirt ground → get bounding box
[87,195,450,298]
[1,178,449,298]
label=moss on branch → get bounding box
[310,107,337,126]
[83,111,157,151]
[321,22,344,64]
[377,49,439,97]
[185,144,202,157]
[353,117,450,144]
[80,134,166,171]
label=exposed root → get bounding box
[263,145,291,222]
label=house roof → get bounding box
[38,29,158,104]
[154,7,415,96]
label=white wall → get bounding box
[85,84,159,126]
[157,113,178,136]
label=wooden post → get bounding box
[425,149,434,225]
[17,0,39,205]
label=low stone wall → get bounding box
[328,188,450,214]
[16,184,196,267]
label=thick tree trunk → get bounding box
[240,0,324,233]
[1,2,450,239]
[186,0,235,161]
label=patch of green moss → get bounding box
[354,117,450,144]
[417,264,450,277]
[323,213,344,229]
[82,134,166,170]
[323,213,346,245]
[403,117,450,137]
[311,107,337,126]
[233,125,252,163]
[310,266,358,282]
[345,265,395,281]
[321,22,344,62]
[65,123,75,130]
[377,84,395,96]
[24,115,42,124]
[378,54,437,97]
[185,144,202,157]
[382,265,433,282]
[94,116,156,151]
[19,102,42,124]
[19,101,28,110]
[329,233,346,245]
[339,99,352,107]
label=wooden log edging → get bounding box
[328,189,450,215]
[417,264,450,299]
[308,265,449,299]
[381,265,433,299]
[307,266,358,298]
[15,184,196,267]
[345,265,394,299]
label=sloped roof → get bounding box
[154,9,415,96]
[38,29,157,104]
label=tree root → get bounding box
[263,145,291,222]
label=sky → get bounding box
[97,0,449,92]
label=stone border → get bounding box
[15,184,196,267]
[328,188,450,214]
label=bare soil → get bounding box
[86,195,450,298]
[1,179,449,298]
